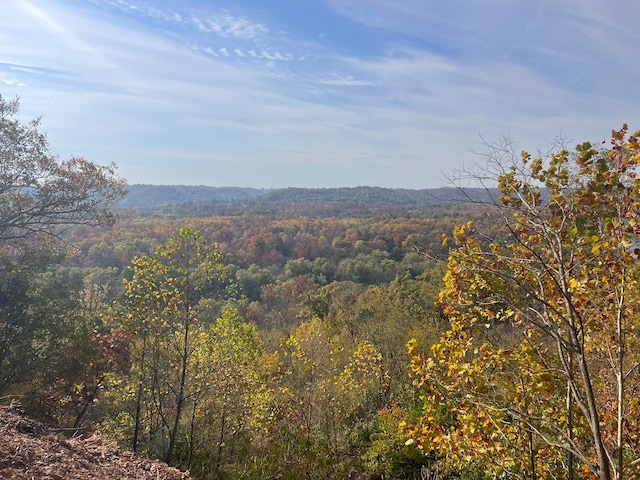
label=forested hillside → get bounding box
[118,184,498,213]
[118,184,270,209]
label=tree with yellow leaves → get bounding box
[106,227,237,466]
[406,127,640,480]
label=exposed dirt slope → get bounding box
[0,404,191,480]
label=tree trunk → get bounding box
[577,352,611,480]
[166,317,190,466]
[132,334,148,453]
[616,278,626,480]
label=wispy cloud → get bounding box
[0,75,27,88]
[196,10,269,39]
[88,0,305,66]
[8,65,41,75]
[95,1,270,41]
[319,75,376,87]
[201,46,217,56]
[192,15,207,32]
[326,0,640,100]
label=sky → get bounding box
[1,0,639,189]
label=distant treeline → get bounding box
[118,184,270,209]
[119,185,500,212]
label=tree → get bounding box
[109,227,237,465]
[185,307,268,478]
[0,246,68,397]
[0,94,126,244]
[274,318,348,478]
[0,95,126,411]
[406,127,640,480]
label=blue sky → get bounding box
[1,0,639,188]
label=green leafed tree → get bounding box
[105,227,237,466]
[406,127,640,480]
[0,247,70,397]
[0,94,126,406]
[185,307,269,478]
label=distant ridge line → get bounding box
[118,184,271,209]
[118,184,498,210]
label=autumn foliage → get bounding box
[405,126,640,480]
